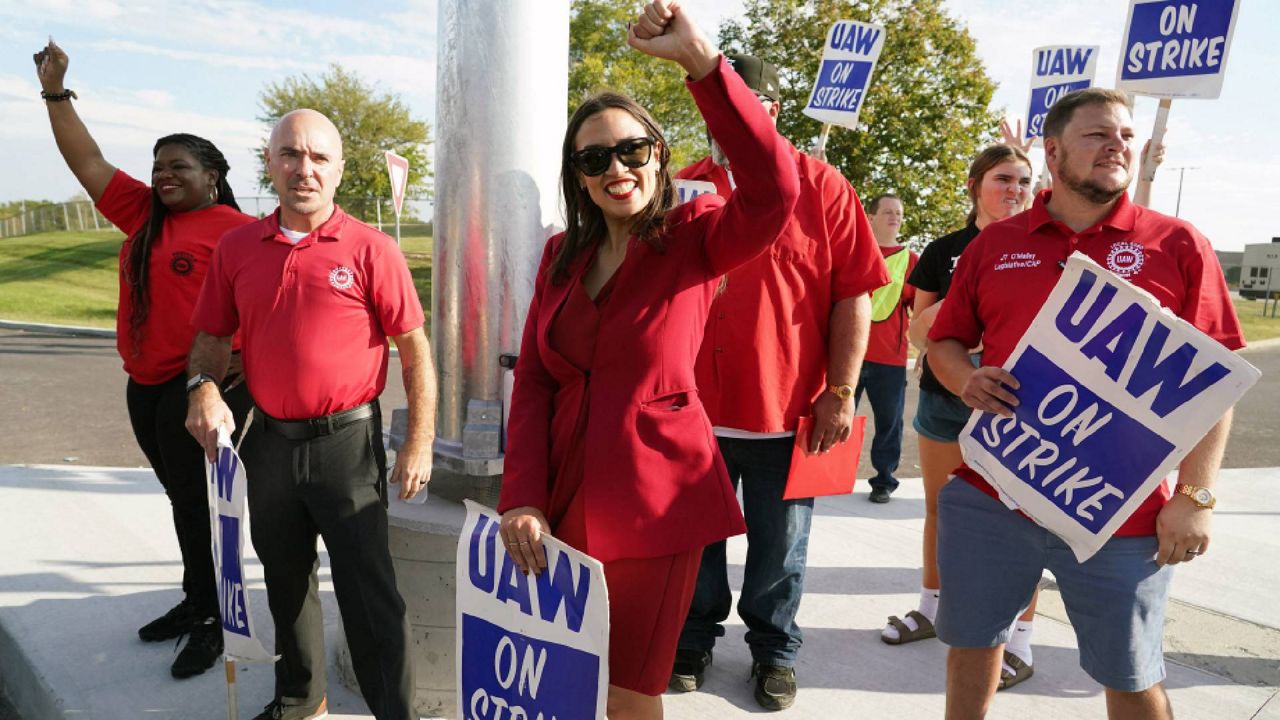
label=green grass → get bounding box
[0,230,122,327]
[0,230,433,331]
[1233,296,1280,345]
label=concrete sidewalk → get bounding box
[0,463,1277,719]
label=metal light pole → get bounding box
[1170,166,1199,217]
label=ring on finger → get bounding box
[1185,549,1201,556]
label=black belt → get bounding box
[262,402,376,441]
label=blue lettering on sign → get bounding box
[829,22,880,54]
[975,347,1174,533]
[1035,47,1094,76]
[1026,79,1092,138]
[1121,0,1235,81]
[467,514,594,633]
[1054,268,1229,417]
[218,515,250,636]
[809,60,873,113]
[675,185,713,204]
[461,614,598,720]
[215,446,237,503]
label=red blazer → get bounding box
[497,59,801,562]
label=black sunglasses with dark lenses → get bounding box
[571,137,656,177]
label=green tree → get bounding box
[570,0,706,169]
[721,0,1000,247]
[257,65,432,221]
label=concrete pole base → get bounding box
[333,491,467,717]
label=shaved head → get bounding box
[265,108,345,228]
[268,109,343,158]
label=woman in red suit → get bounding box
[497,2,800,717]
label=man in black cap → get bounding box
[669,53,888,710]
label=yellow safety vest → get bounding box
[870,248,911,322]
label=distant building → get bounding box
[1216,250,1243,287]
[1240,239,1280,300]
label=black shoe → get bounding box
[869,487,892,504]
[752,662,797,711]
[669,649,712,692]
[252,697,328,720]
[170,617,223,679]
[138,599,196,642]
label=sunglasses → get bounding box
[570,137,657,177]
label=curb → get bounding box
[0,606,65,720]
[0,319,114,338]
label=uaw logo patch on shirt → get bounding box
[1106,241,1145,278]
[170,251,195,276]
[328,265,355,290]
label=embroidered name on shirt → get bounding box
[994,252,1042,271]
[1106,242,1145,278]
[329,265,355,290]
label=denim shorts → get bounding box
[913,387,974,443]
[934,479,1172,692]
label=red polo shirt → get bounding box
[192,206,425,420]
[864,245,918,367]
[96,170,253,384]
[930,191,1244,536]
[680,151,889,433]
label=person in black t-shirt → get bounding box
[881,143,1042,690]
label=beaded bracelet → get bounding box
[41,89,77,102]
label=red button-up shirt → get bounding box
[930,191,1244,535]
[680,152,889,433]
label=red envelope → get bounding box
[782,416,867,500]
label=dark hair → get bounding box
[124,133,239,354]
[551,92,673,284]
[965,144,1031,225]
[867,193,900,214]
[1043,87,1131,140]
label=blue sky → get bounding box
[1,0,1275,250]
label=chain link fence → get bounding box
[0,196,432,239]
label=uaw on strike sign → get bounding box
[960,254,1258,562]
[457,501,609,720]
[207,428,275,663]
[803,19,885,130]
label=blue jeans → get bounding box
[678,436,813,666]
[855,361,907,492]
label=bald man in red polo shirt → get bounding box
[927,88,1242,719]
[668,54,888,710]
[185,109,436,720]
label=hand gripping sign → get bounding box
[959,253,1259,562]
[207,427,275,663]
[457,501,609,720]
[1116,0,1241,99]
[802,19,886,130]
[1024,45,1099,143]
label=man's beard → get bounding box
[1056,148,1130,205]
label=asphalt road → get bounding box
[2,327,1278,470]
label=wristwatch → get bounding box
[186,373,218,393]
[827,383,855,401]
[1174,483,1217,510]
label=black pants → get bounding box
[126,372,253,620]
[240,405,414,719]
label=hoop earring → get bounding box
[209,185,219,203]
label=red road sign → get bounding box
[385,151,410,218]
